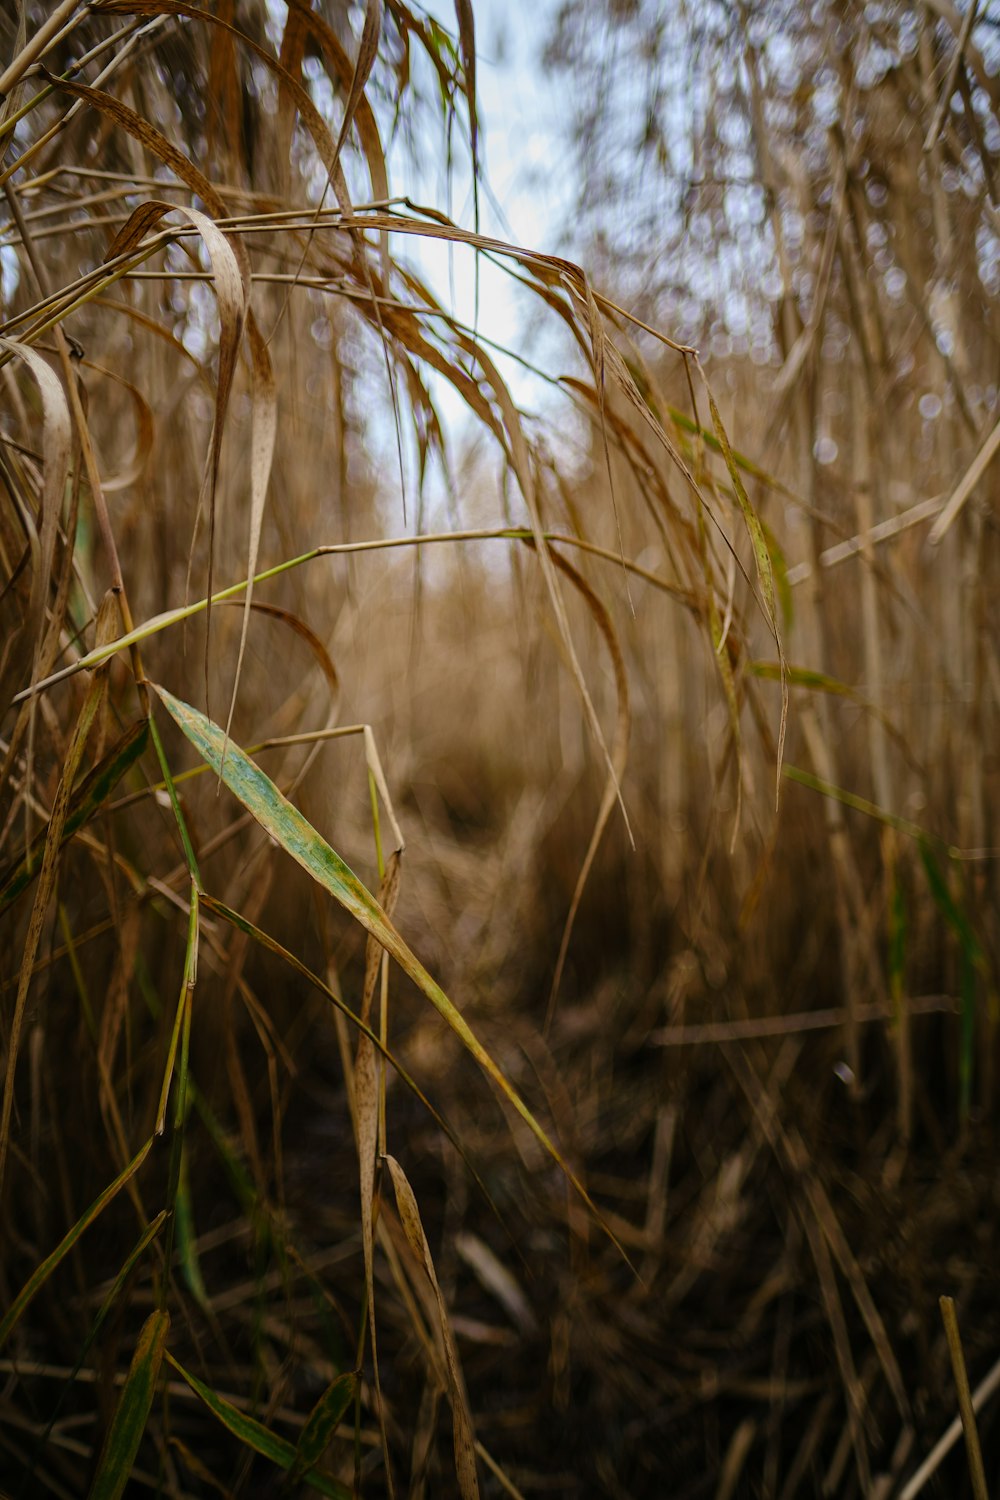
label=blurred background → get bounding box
[1,2,999,1496]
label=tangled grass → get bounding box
[1,3,998,1497]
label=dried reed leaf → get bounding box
[217,598,339,699]
[286,0,391,209]
[385,1153,480,1499]
[205,0,245,174]
[223,312,276,747]
[927,412,1000,545]
[0,335,71,709]
[333,0,381,167]
[455,1233,535,1335]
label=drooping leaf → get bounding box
[153,685,629,1262]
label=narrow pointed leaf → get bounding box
[153,685,629,1263]
[88,1309,169,1500]
[286,1372,358,1488]
[165,1353,351,1498]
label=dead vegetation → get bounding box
[0,2,998,1497]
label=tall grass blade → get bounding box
[0,335,71,712]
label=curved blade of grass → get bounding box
[14,525,689,705]
[155,685,629,1264]
[0,335,71,710]
[106,195,247,696]
[88,1309,169,1500]
[165,1351,351,1499]
[224,313,276,756]
[0,719,148,914]
[332,0,380,165]
[0,1136,154,1349]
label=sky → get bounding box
[379,0,582,442]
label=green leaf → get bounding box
[88,1309,169,1500]
[166,1352,351,1498]
[154,685,629,1265]
[286,1372,358,1489]
[918,842,983,968]
[751,661,856,697]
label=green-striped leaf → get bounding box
[154,685,628,1263]
[286,1372,358,1488]
[166,1352,351,1498]
[88,1309,169,1500]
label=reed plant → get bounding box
[1,2,997,1497]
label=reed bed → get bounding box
[0,2,997,1497]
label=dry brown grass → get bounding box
[1,2,998,1497]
